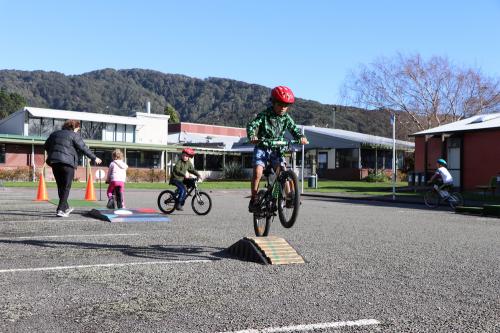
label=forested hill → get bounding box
[0,68,399,138]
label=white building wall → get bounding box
[135,112,169,145]
[0,110,26,135]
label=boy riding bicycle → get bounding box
[171,148,201,211]
[427,158,453,197]
[246,86,308,212]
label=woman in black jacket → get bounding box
[44,119,102,217]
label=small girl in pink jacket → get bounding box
[106,149,128,208]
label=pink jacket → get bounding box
[107,160,128,182]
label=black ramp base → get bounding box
[226,238,269,264]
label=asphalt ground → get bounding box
[0,187,498,333]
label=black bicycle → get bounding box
[157,179,212,215]
[253,139,301,236]
[424,184,464,209]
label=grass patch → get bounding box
[48,199,106,208]
[304,180,410,196]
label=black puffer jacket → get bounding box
[44,129,97,168]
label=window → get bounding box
[54,119,65,131]
[91,149,113,166]
[194,154,204,170]
[81,122,104,140]
[127,150,161,169]
[336,149,359,168]
[103,123,115,141]
[376,150,393,169]
[206,154,222,171]
[0,144,5,164]
[116,124,125,142]
[28,116,41,136]
[242,154,253,168]
[40,118,55,137]
[318,152,328,169]
[361,149,376,169]
[125,125,135,143]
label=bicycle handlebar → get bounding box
[258,139,301,147]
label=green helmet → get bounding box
[437,158,447,166]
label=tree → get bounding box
[164,103,180,123]
[0,88,26,119]
[341,53,500,131]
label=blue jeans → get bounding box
[170,179,187,205]
[252,147,284,168]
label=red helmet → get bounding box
[182,147,195,157]
[271,86,295,104]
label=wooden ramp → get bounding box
[226,236,305,265]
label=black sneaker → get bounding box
[176,204,184,211]
[106,197,115,209]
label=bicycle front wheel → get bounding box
[278,170,300,228]
[157,190,177,214]
[253,190,272,237]
[448,192,464,209]
[424,190,440,208]
[191,191,212,215]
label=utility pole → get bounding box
[332,106,336,129]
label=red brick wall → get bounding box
[426,137,443,171]
[463,130,500,190]
[1,144,45,168]
[414,136,425,172]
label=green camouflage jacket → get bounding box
[246,107,304,148]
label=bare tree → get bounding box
[341,53,500,131]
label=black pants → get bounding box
[51,163,75,212]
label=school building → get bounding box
[0,106,414,182]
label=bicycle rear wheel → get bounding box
[278,170,300,228]
[191,191,212,215]
[448,192,464,209]
[253,190,272,237]
[424,190,440,208]
[157,190,177,214]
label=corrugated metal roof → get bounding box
[24,107,141,125]
[304,126,414,150]
[412,112,500,136]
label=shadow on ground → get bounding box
[0,238,231,261]
[304,196,457,212]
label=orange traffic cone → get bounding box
[35,172,49,201]
[84,172,96,201]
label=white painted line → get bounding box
[2,233,141,240]
[218,319,380,333]
[0,259,214,273]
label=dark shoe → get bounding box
[248,199,257,213]
[106,197,115,209]
[175,204,184,211]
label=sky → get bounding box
[0,0,499,105]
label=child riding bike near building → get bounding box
[246,86,308,213]
[170,148,201,211]
[427,158,454,198]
